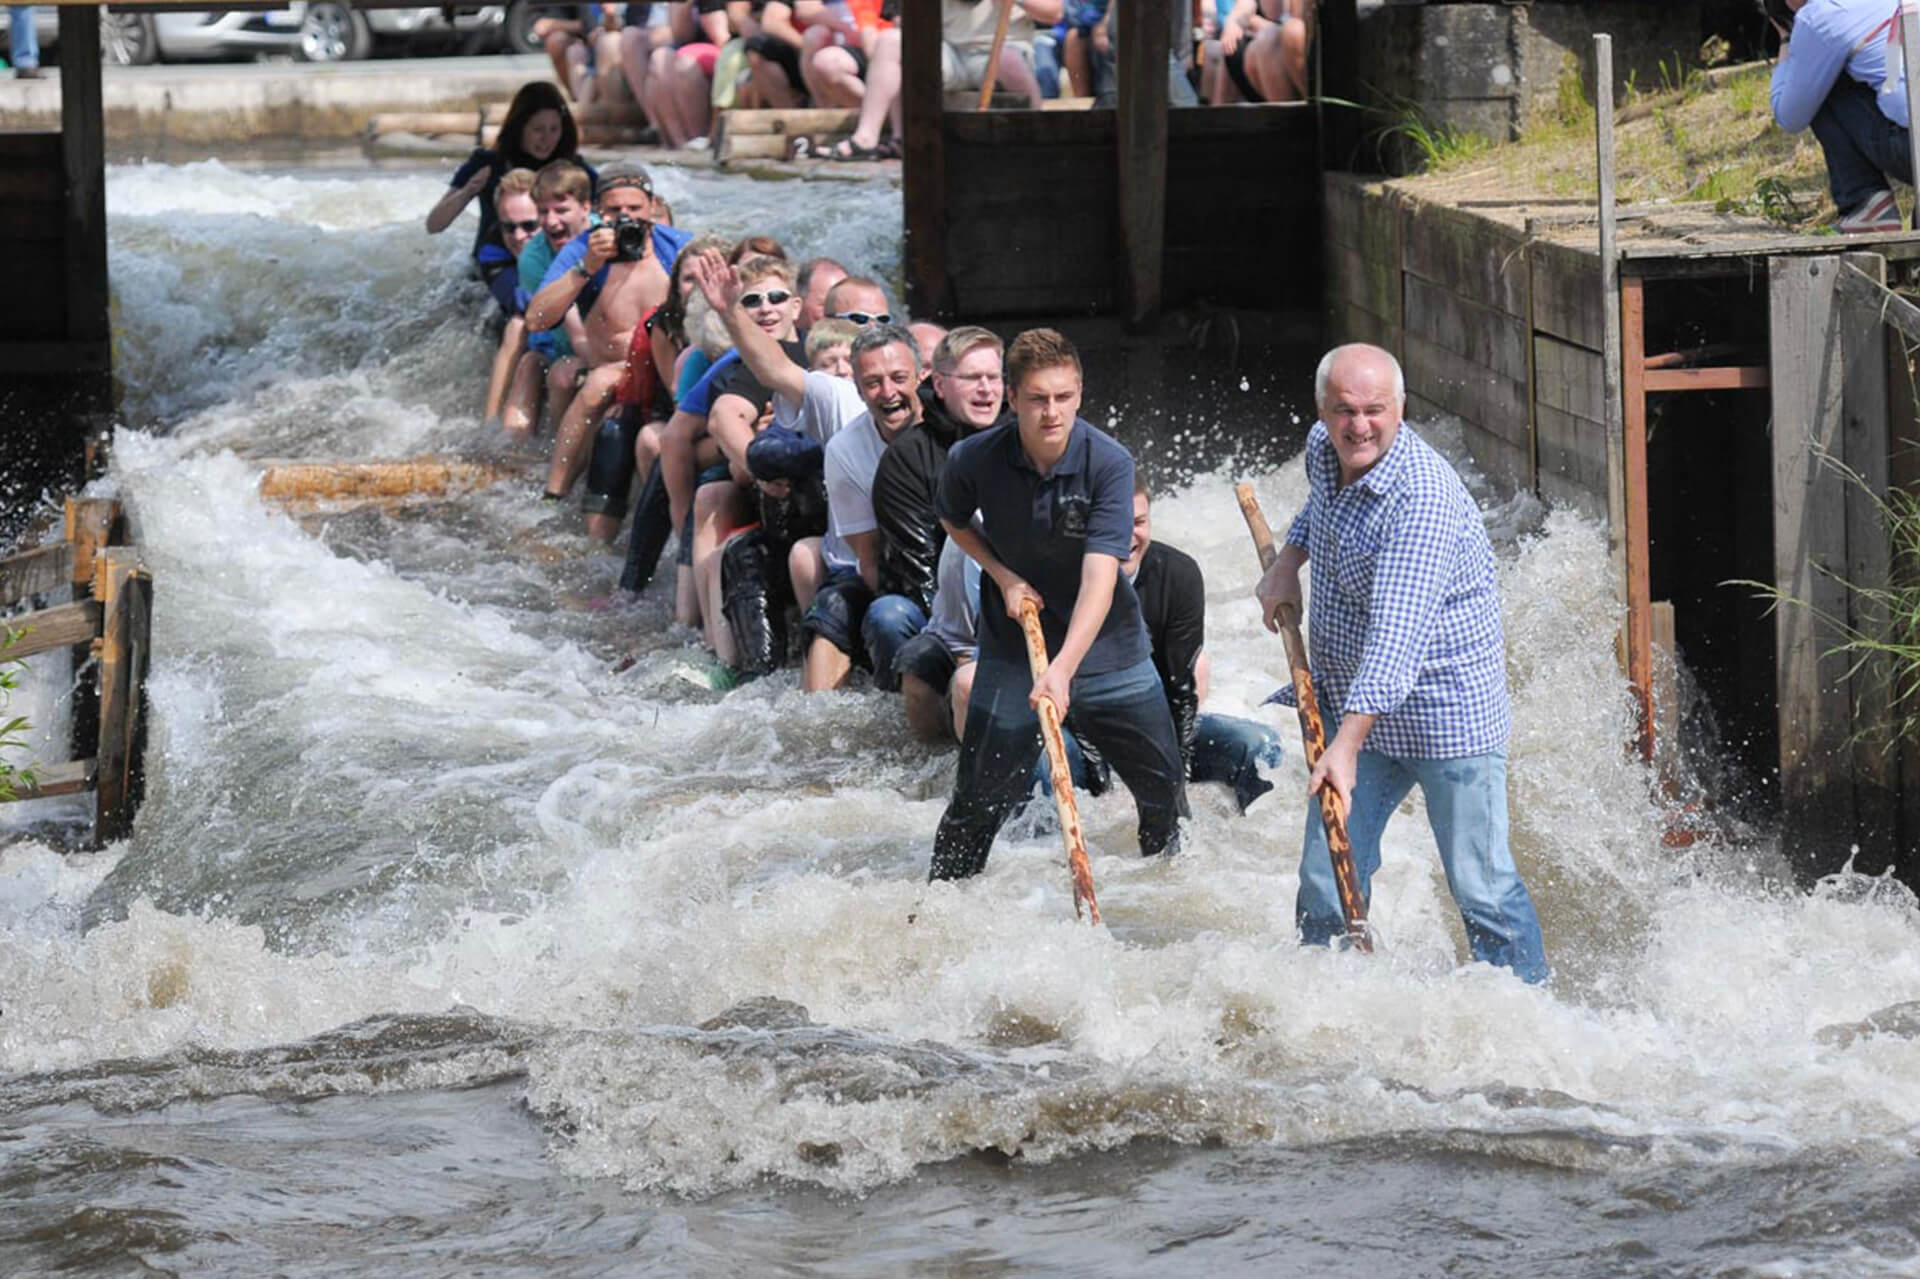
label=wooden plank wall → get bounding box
[941,106,1318,320]
[0,132,68,344]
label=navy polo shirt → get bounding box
[935,417,1149,676]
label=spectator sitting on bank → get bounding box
[1059,0,1107,97]
[503,160,599,440]
[536,4,640,107]
[645,0,744,149]
[942,0,1064,110]
[1085,0,1202,107]
[804,0,897,157]
[9,5,41,79]
[1202,0,1309,105]
[744,0,820,109]
[426,82,594,272]
[1767,0,1911,233]
[483,169,544,433]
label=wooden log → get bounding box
[366,111,480,139]
[1234,483,1372,952]
[93,549,151,846]
[720,107,860,135]
[257,459,521,503]
[1016,601,1101,924]
[4,600,102,661]
[64,496,121,592]
[718,133,795,163]
[0,542,74,609]
[1,757,95,802]
[482,101,648,127]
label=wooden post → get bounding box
[1902,2,1920,225]
[93,548,152,845]
[63,497,121,765]
[60,0,110,483]
[1621,274,1654,763]
[1839,253,1896,856]
[902,0,951,319]
[1317,0,1361,171]
[1595,35,1629,610]
[1769,254,1855,874]
[1116,0,1170,328]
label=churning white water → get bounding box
[3,158,1920,1275]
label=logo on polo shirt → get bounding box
[1056,492,1090,539]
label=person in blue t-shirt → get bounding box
[928,327,1187,882]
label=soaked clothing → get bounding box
[872,385,1007,614]
[449,148,597,262]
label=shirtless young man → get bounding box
[525,162,688,521]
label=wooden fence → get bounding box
[0,497,151,845]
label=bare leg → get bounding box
[659,410,703,533]
[810,44,865,109]
[504,352,545,439]
[948,659,976,740]
[647,45,685,146]
[1063,27,1089,98]
[538,25,579,94]
[995,47,1042,109]
[802,635,853,692]
[547,363,623,497]
[692,480,748,653]
[788,536,825,609]
[545,356,581,434]
[676,564,700,625]
[567,42,595,105]
[592,29,630,102]
[750,54,804,109]
[485,315,526,424]
[674,55,712,144]
[848,29,898,149]
[619,25,654,112]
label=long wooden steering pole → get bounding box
[1018,600,1102,924]
[1235,483,1372,953]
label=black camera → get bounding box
[612,212,651,263]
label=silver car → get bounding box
[16,6,511,66]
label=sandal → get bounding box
[827,136,887,162]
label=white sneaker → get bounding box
[1839,189,1903,234]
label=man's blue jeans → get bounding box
[1192,713,1284,813]
[1810,75,1913,215]
[932,655,1187,880]
[861,594,926,693]
[1297,748,1549,984]
[8,7,38,70]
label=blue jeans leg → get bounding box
[861,594,926,692]
[1809,75,1914,214]
[1416,753,1549,984]
[9,7,38,69]
[1297,750,1410,949]
[1190,712,1284,812]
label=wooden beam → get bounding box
[93,549,152,845]
[64,497,122,592]
[1770,254,1856,872]
[1834,259,1920,346]
[1115,0,1170,327]
[1642,366,1772,392]
[1622,275,1654,763]
[1317,0,1361,170]
[1,758,96,802]
[0,542,73,609]
[59,4,109,349]
[902,0,950,318]
[2,600,101,661]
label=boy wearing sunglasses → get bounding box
[502,162,597,440]
[482,169,542,433]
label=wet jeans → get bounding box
[1191,713,1284,813]
[1810,75,1913,215]
[861,594,927,693]
[931,655,1187,881]
[1297,748,1549,984]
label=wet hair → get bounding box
[851,322,921,375]
[497,81,578,168]
[805,318,861,364]
[532,159,591,206]
[656,234,730,346]
[1314,343,1405,407]
[932,325,1003,375]
[1134,475,1152,500]
[737,254,797,289]
[729,235,788,264]
[493,167,538,213]
[825,276,889,315]
[798,256,848,298]
[1005,328,1081,393]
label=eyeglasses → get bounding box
[740,289,794,308]
[833,311,891,326]
[501,219,540,234]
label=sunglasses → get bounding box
[501,219,540,234]
[740,289,794,308]
[833,311,891,326]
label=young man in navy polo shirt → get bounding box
[928,328,1187,881]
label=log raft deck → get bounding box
[1324,168,1920,878]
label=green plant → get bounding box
[1753,176,1807,225]
[1373,101,1493,171]
[1725,69,1765,115]
[0,628,37,803]
[1654,51,1703,98]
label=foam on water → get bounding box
[6,160,1920,1208]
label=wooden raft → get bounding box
[0,497,151,845]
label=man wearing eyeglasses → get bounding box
[871,326,1011,739]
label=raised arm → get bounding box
[426,164,491,235]
[690,249,808,404]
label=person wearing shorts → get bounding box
[941,0,1062,108]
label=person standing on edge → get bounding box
[1766,0,1912,234]
[9,6,41,78]
[928,328,1186,883]
[1254,344,1548,983]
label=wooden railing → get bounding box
[0,497,151,845]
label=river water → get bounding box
[3,157,1920,1276]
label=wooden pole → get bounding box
[1116,0,1171,328]
[976,0,1017,110]
[1234,484,1372,953]
[903,0,951,318]
[1902,2,1920,226]
[93,548,152,846]
[64,497,120,767]
[1017,600,1102,925]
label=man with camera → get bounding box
[526,162,690,517]
[1767,0,1912,233]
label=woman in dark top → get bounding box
[424,81,597,270]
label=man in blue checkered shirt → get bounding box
[1255,344,1548,983]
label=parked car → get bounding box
[9,5,521,67]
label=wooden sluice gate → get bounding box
[0,498,151,846]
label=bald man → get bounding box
[1255,343,1548,983]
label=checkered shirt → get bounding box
[1274,420,1510,759]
